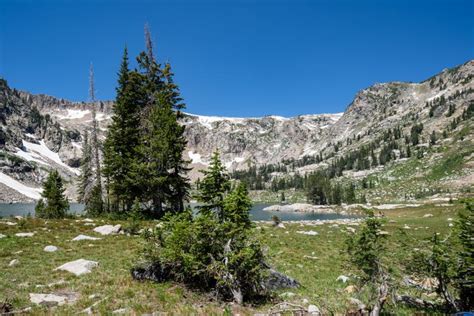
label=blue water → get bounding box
[0,203,357,221]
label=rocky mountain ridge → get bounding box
[0,60,473,202]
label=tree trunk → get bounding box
[371,273,389,316]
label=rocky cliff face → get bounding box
[317,61,474,161]
[0,60,472,202]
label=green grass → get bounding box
[0,203,463,314]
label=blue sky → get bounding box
[1,0,473,117]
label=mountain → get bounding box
[0,60,473,202]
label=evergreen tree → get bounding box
[345,183,356,204]
[430,130,437,146]
[138,157,268,304]
[36,170,69,219]
[159,63,190,212]
[454,200,474,310]
[103,48,147,212]
[346,211,389,315]
[137,101,174,215]
[223,182,253,229]
[132,25,189,216]
[195,150,231,220]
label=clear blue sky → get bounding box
[1,0,473,117]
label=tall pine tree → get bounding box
[104,47,147,212]
[160,63,190,212]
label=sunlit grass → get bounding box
[0,203,461,314]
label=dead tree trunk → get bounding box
[370,267,389,316]
[222,239,243,304]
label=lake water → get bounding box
[0,203,357,221]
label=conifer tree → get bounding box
[455,200,474,310]
[36,170,69,219]
[223,182,252,229]
[135,25,189,215]
[430,130,437,145]
[103,48,146,212]
[195,150,231,220]
[137,102,172,215]
[160,63,190,212]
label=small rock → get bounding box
[349,297,366,311]
[336,275,349,283]
[47,280,67,287]
[377,230,389,235]
[3,221,17,226]
[15,232,35,237]
[344,285,357,293]
[403,225,411,230]
[279,292,295,298]
[112,308,128,314]
[72,234,101,241]
[449,223,454,227]
[296,230,318,236]
[29,292,78,306]
[9,259,19,267]
[304,255,318,260]
[0,234,6,239]
[44,245,58,252]
[54,259,98,276]
[447,218,453,221]
[308,304,320,315]
[14,216,23,220]
[346,227,356,233]
[30,293,67,306]
[93,224,122,235]
[423,214,433,218]
[82,218,94,222]
[302,298,309,304]
[277,223,286,229]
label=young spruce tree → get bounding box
[36,170,69,219]
[195,150,231,220]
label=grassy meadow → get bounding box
[0,203,463,315]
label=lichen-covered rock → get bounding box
[93,224,121,235]
[54,259,98,276]
[264,268,300,290]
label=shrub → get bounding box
[346,210,390,315]
[405,199,473,312]
[141,210,269,303]
[136,151,272,304]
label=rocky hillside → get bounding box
[0,60,472,202]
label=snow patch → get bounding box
[54,109,90,120]
[188,151,206,165]
[21,140,80,175]
[0,172,42,199]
